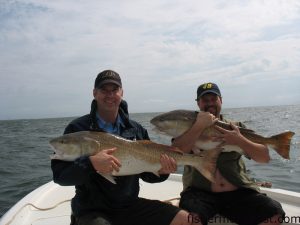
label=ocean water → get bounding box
[0,105,299,217]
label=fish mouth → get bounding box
[151,122,168,132]
[49,140,56,148]
[150,118,158,125]
[49,142,62,154]
[50,144,62,155]
[152,126,166,134]
[150,117,163,128]
[152,126,160,131]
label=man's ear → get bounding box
[93,88,97,98]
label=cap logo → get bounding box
[203,83,213,89]
[95,70,122,88]
[104,71,116,78]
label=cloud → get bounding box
[0,0,300,119]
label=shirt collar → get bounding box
[96,113,125,130]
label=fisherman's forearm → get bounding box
[238,137,270,163]
[172,124,206,153]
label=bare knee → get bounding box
[169,210,203,225]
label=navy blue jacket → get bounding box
[51,100,168,216]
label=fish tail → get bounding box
[193,147,223,183]
[270,131,294,159]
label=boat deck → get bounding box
[1,174,299,225]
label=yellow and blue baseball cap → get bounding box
[196,82,221,101]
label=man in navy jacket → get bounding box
[51,70,193,225]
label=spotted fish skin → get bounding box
[150,110,294,159]
[50,131,221,183]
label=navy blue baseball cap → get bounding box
[94,70,122,88]
[196,82,221,101]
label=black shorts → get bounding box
[179,187,285,225]
[72,197,180,225]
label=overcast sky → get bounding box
[1,0,300,120]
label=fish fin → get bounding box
[193,146,223,183]
[50,154,64,160]
[191,147,203,155]
[165,146,184,154]
[137,140,154,144]
[97,172,116,184]
[215,120,255,133]
[50,154,57,160]
[269,131,295,159]
[50,153,75,161]
[171,148,184,155]
[239,127,255,133]
[153,172,160,177]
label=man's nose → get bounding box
[106,91,114,96]
[103,90,115,96]
[206,100,215,105]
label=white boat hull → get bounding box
[1,174,299,225]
